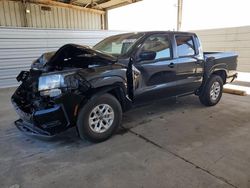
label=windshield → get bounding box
[93,33,144,56]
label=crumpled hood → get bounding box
[31,44,117,71]
[31,51,55,69]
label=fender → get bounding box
[88,75,127,89]
[77,78,132,116]
[205,57,228,78]
[209,64,228,76]
[198,61,228,96]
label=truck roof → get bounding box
[115,31,196,37]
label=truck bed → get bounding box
[204,51,238,80]
[204,51,238,60]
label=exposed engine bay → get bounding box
[31,44,117,72]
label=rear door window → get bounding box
[175,35,195,57]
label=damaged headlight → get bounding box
[39,74,65,91]
[38,74,65,97]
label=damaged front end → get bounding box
[11,44,114,137]
[12,69,91,137]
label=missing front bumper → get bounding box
[15,119,54,137]
[13,103,70,137]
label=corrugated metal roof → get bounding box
[22,0,142,11]
[0,27,126,88]
[60,0,142,10]
[0,0,103,29]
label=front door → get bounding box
[133,34,178,103]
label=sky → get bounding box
[108,0,250,31]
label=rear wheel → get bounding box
[199,75,223,106]
[77,93,122,142]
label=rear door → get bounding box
[133,33,178,102]
[174,34,204,95]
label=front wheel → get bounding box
[199,75,223,106]
[77,93,122,142]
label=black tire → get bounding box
[199,75,223,106]
[77,93,122,142]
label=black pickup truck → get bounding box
[12,31,238,142]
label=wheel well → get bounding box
[212,70,227,84]
[107,87,131,112]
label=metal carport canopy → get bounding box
[26,0,143,29]
[0,0,142,88]
[30,0,143,11]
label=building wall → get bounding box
[194,26,250,72]
[0,0,103,30]
[0,27,125,88]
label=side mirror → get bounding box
[139,51,156,61]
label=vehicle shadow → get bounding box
[121,95,203,129]
[0,89,205,159]
[55,95,202,139]
[16,95,204,149]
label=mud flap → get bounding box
[197,58,214,96]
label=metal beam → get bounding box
[21,0,28,27]
[23,0,105,14]
[93,0,142,10]
[177,0,183,31]
[104,10,108,29]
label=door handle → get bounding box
[168,62,175,68]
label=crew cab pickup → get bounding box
[11,31,238,142]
